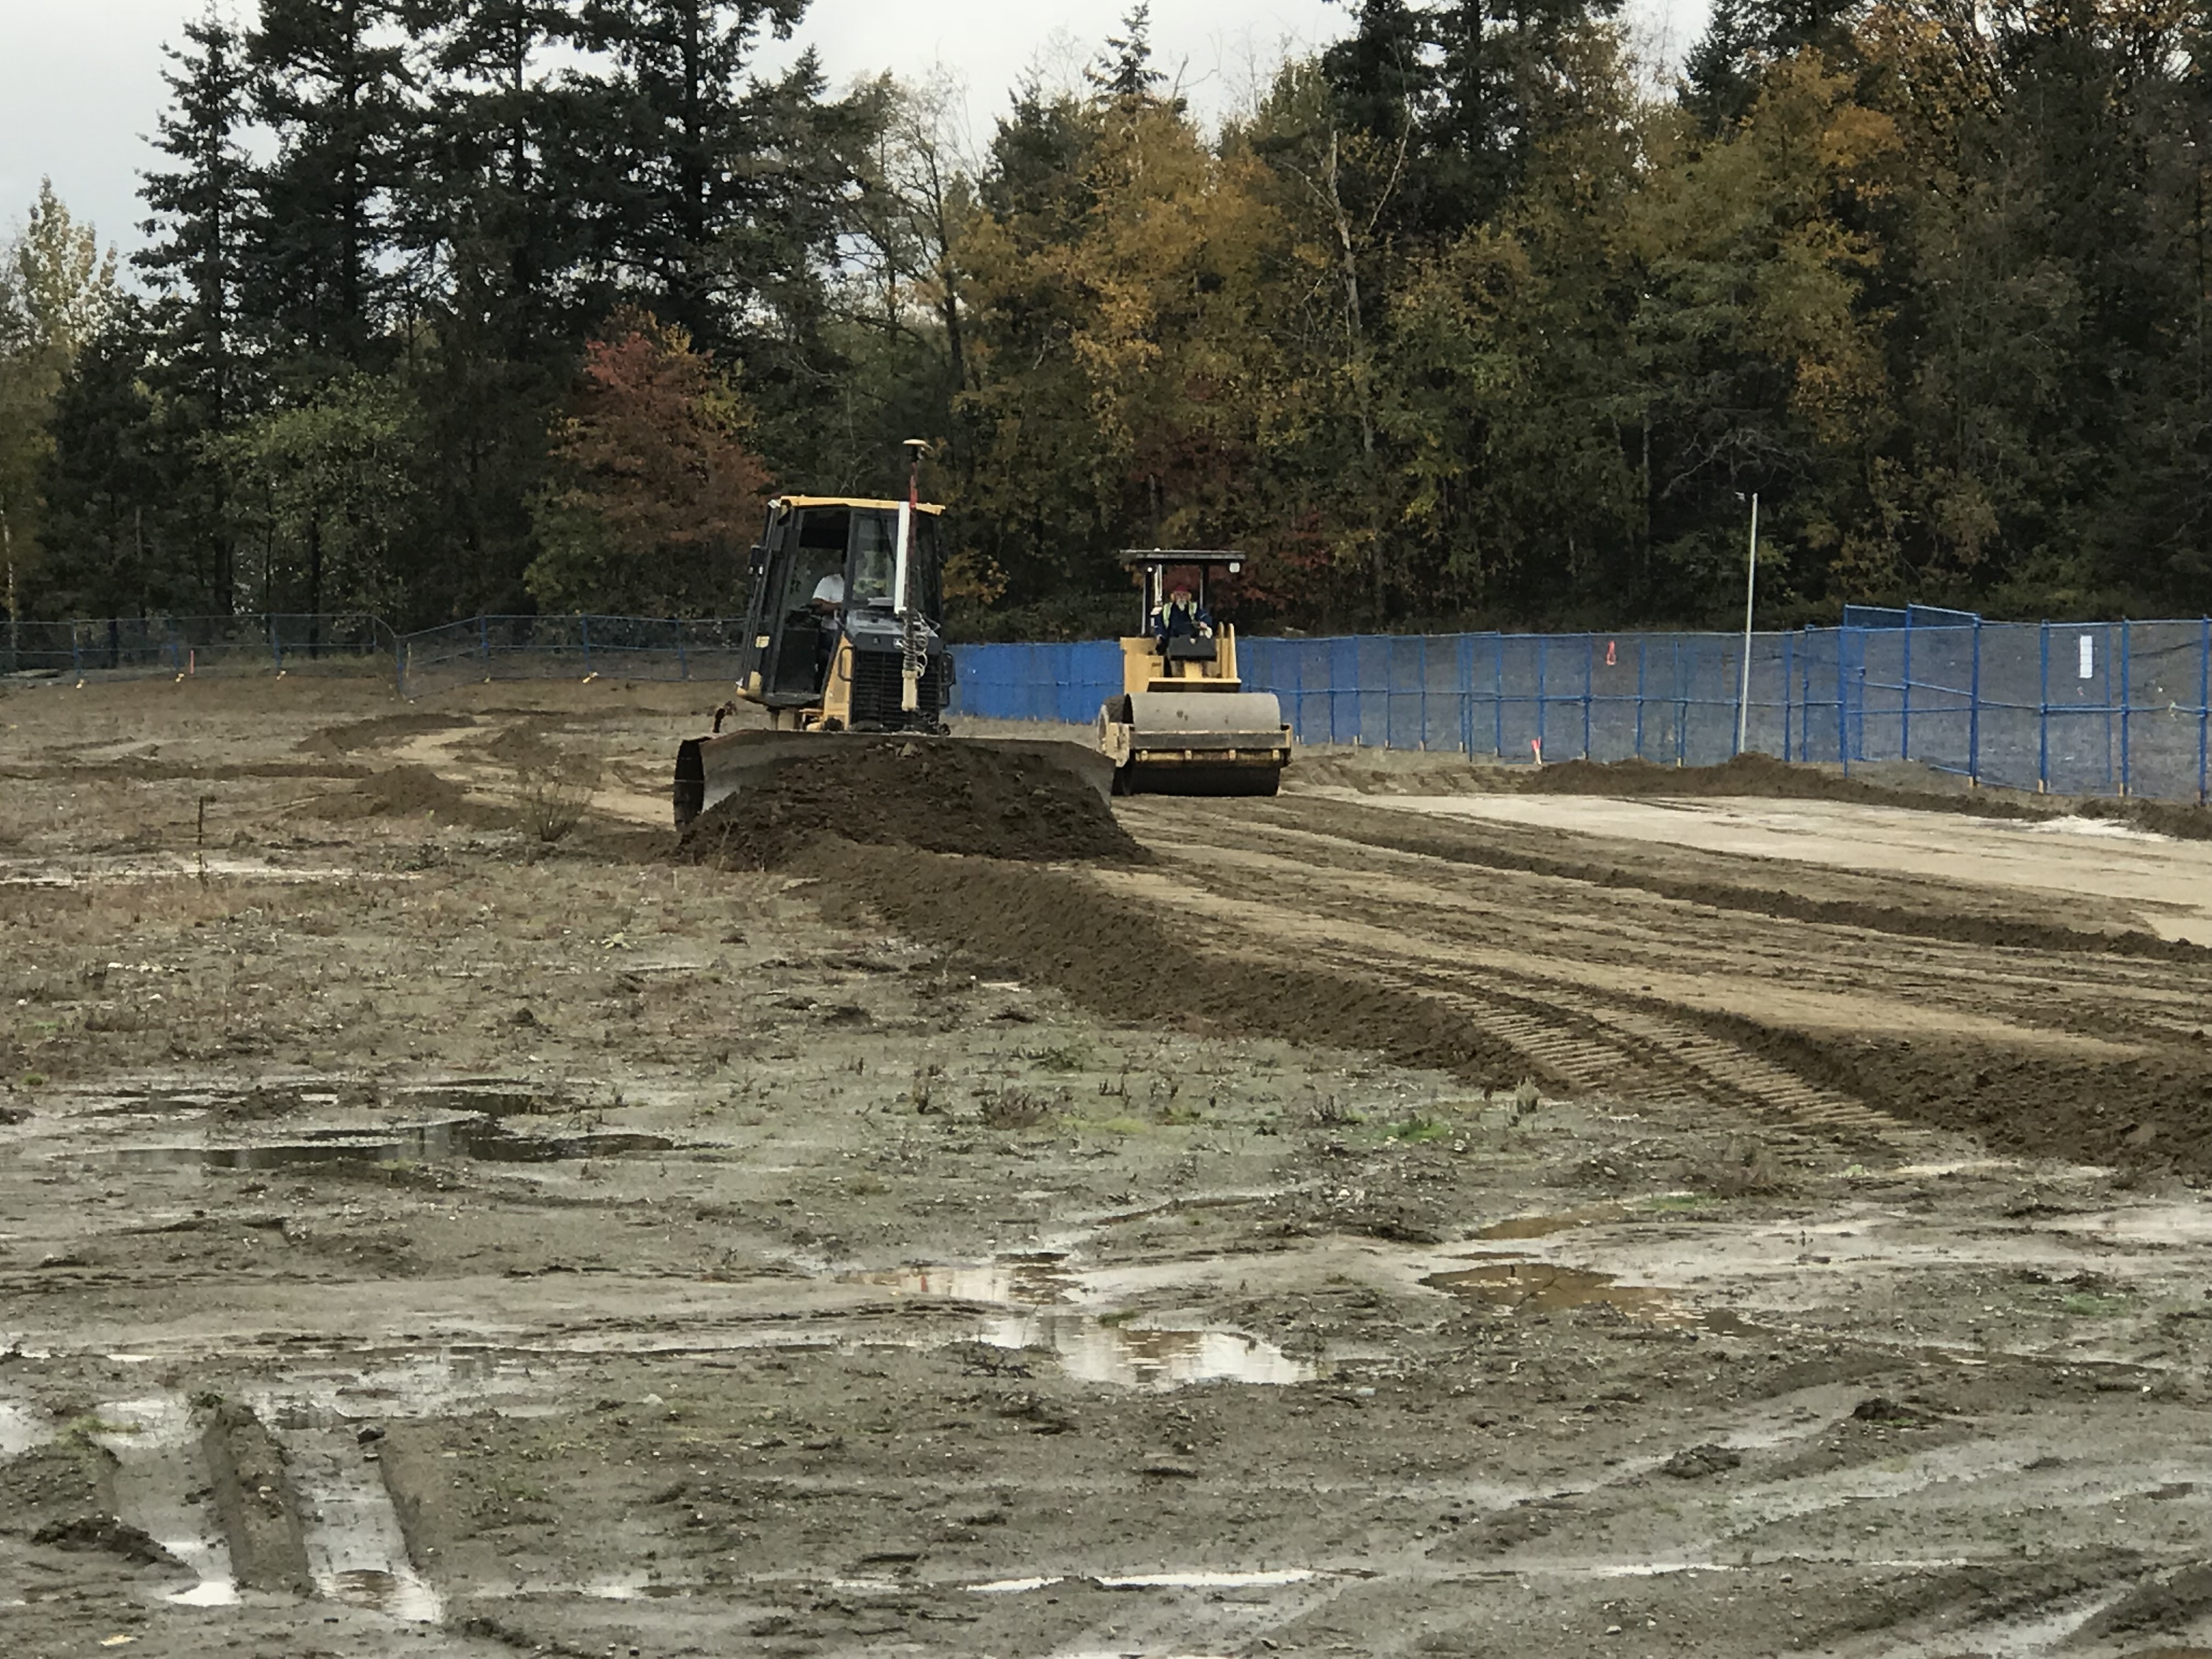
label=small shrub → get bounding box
[517,764,593,843]
[978,1086,1049,1130]
[1708,1139,1787,1197]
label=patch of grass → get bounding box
[2060,1292,2130,1317]
[1307,1094,1364,1127]
[1075,1115,1152,1137]
[1024,1042,1092,1073]
[1385,1115,1451,1143]
[1706,1138,1788,1198]
[1096,1308,1142,1326]
[21,1072,48,1087]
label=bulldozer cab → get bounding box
[740,496,946,712]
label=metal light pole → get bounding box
[1735,492,1759,754]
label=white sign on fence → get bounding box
[2079,634,2095,680]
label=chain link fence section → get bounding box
[0,613,394,680]
[394,615,753,696]
[14,607,2212,803]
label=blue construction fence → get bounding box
[950,605,2212,802]
[10,604,2210,802]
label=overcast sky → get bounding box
[2,0,1702,267]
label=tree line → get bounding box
[1,0,2207,639]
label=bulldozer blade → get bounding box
[673,729,1116,831]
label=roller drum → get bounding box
[1110,691,1290,796]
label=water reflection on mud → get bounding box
[1423,1256,1690,1322]
[981,1313,1313,1389]
[847,1254,1078,1305]
[98,1118,673,1169]
[844,1254,1311,1387]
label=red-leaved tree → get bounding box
[526,309,770,616]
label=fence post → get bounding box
[2119,620,2131,797]
[1457,634,1474,755]
[1901,611,1913,763]
[1781,631,1795,761]
[1968,620,1982,785]
[268,615,281,668]
[676,621,689,682]
[1493,634,1504,758]
[1836,629,1849,776]
[1418,635,1428,750]
[1582,635,1594,760]
[479,616,489,661]
[1634,639,1646,760]
[2038,622,2050,793]
[2200,617,2210,804]
[580,614,591,670]
[1536,635,1548,762]
[1675,639,1688,767]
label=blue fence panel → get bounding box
[20,606,2212,803]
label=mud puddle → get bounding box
[844,1254,1078,1304]
[98,1118,674,1169]
[91,1394,236,1608]
[1421,1255,1690,1323]
[1473,1205,1626,1240]
[0,1401,48,1457]
[268,1416,441,1622]
[845,1254,1310,1386]
[0,854,368,887]
[980,1313,1312,1388]
[972,1567,1318,1594]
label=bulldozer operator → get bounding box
[1151,585,1212,651]
[808,572,844,689]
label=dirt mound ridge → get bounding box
[679,739,1144,869]
[814,841,1545,1088]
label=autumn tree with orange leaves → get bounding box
[524,311,770,616]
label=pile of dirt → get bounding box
[304,764,515,828]
[300,710,475,755]
[679,740,1144,869]
[1517,753,2212,840]
[812,840,1550,1090]
[1684,1007,2212,1180]
[31,1515,183,1568]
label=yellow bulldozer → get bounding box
[670,472,1290,828]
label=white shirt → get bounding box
[811,574,844,606]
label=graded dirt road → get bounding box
[4,673,2211,1659]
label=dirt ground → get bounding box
[5,670,2212,1659]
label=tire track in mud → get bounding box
[1251,794,2212,964]
[817,831,1895,1136]
[1108,822,1901,1134]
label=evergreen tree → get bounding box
[136,4,253,610]
[0,182,119,627]
[245,0,421,378]
[37,301,171,617]
[1094,5,1165,101]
